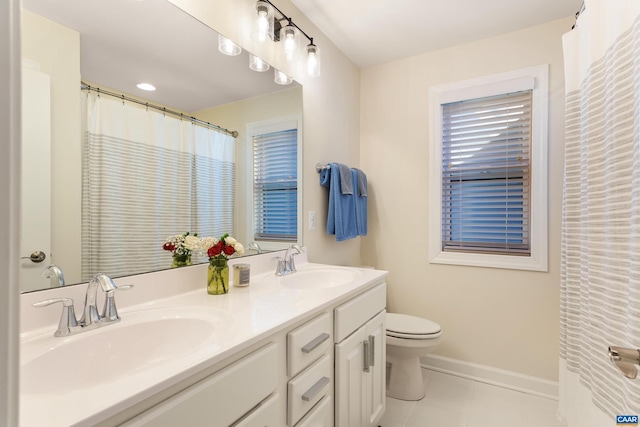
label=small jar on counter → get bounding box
[232,263,251,287]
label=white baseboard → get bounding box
[421,354,559,400]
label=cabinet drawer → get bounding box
[233,393,281,427]
[287,312,332,376]
[124,343,278,427]
[334,283,386,342]
[287,354,331,426]
[295,395,332,427]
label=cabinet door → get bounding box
[364,310,386,426]
[335,325,366,427]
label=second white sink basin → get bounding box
[21,308,222,395]
[265,265,363,290]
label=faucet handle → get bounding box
[101,284,134,323]
[272,256,286,276]
[33,298,79,337]
[288,253,299,273]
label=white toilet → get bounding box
[385,313,443,401]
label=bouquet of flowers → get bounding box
[162,232,200,267]
[204,234,244,294]
[203,233,245,260]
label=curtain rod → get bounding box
[80,82,239,138]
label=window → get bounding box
[429,65,548,271]
[250,120,300,246]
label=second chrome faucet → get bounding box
[275,244,304,276]
[33,272,133,337]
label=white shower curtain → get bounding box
[560,1,640,425]
[81,92,235,280]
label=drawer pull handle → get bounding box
[302,376,330,401]
[363,339,371,372]
[302,332,330,353]
[369,335,375,367]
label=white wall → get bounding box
[21,10,82,284]
[360,17,571,381]
[197,86,303,249]
[168,0,362,267]
[0,0,21,424]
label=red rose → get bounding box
[223,245,235,256]
[163,242,175,252]
[208,241,224,257]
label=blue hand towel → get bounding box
[353,168,368,197]
[351,168,367,236]
[337,163,353,195]
[319,163,358,241]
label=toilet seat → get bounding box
[386,313,442,340]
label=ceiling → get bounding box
[21,0,583,112]
[291,0,583,68]
[22,0,296,113]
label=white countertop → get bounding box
[19,252,387,427]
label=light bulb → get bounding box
[274,69,292,85]
[218,34,241,56]
[306,44,321,77]
[284,31,296,60]
[250,54,270,72]
[252,1,273,43]
[279,24,300,63]
[257,12,269,42]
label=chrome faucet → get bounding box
[33,273,133,337]
[247,241,263,254]
[41,264,65,288]
[275,244,304,276]
[80,273,118,327]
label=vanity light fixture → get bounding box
[306,43,321,78]
[274,69,293,85]
[251,0,321,77]
[136,83,156,91]
[218,34,242,56]
[279,20,300,63]
[251,0,274,43]
[250,54,270,72]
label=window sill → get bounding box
[429,250,548,272]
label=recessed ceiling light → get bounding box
[136,83,156,91]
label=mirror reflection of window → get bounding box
[249,119,301,250]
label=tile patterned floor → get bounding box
[379,369,566,427]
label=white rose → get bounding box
[225,236,237,246]
[234,242,245,255]
[199,237,217,250]
[183,235,200,250]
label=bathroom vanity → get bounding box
[19,252,387,427]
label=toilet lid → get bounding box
[386,313,441,338]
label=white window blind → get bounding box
[441,90,532,255]
[253,128,298,242]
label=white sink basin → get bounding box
[21,308,222,395]
[264,265,363,290]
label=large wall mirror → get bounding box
[20,0,302,293]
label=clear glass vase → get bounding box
[171,253,192,268]
[207,258,229,295]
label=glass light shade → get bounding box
[279,23,300,63]
[274,69,292,85]
[218,34,242,56]
[306,44,321,77]
[251,0,274,43]
[249,54,270,72]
